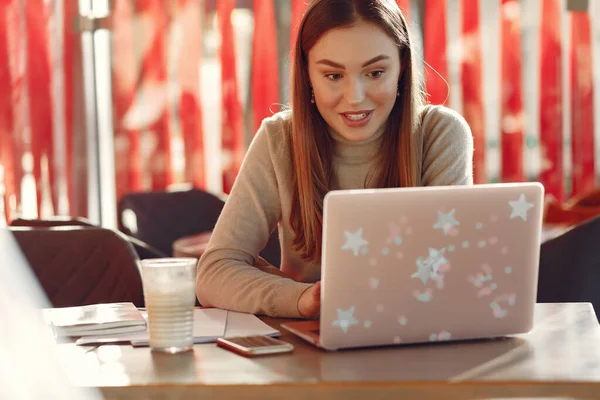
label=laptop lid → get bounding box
[319,183,544,350]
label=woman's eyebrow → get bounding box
[315,54,390,69]
[361,54,390,67]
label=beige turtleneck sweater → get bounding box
[196,105,474,318]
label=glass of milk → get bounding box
[140,258,197,353]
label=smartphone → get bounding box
[216,335,294,357]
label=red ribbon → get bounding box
[395,0,410,21]
[176,0,206,189]
[218,0,245,194]
[26,0,56,215]
[461,0,486,183]
[112,0,143,200]
[0,1,20,222]
[500,0,524,183]
[424,0,448,106]
[252,0,280,133]
[290,0,308,72]
[569,11,595,197]
[539,0,564,202]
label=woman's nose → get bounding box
[345,78,366,106]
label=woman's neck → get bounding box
[328,124,387,165]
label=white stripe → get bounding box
[481,0,501,181]
[202,60,224,195]
[447,0,463,114]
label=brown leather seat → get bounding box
[10,226,145,308]
[10,216,96,227]
[10,217,168,260]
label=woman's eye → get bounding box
[325,73,342,81]
[369,70,385,79]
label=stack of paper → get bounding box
[43,302,146,337]
[75,308,280,347]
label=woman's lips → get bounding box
[340,110,373,128]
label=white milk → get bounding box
[144,281,196,350]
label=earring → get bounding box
[397,83,400,97]
[310,89,315,103]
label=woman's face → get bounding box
[307,20,401,142]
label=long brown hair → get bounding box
[289,0,424,263]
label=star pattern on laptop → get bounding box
[433,209,460,235]
[332,306,359,333]
[490,293,517,318]
[341,228,368,256]
[412,247,449,285]
[509,193,534,221]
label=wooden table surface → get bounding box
[58,302,600,400]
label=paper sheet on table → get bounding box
[223,311,281,338]
[75,308,226,346]
[75,308,279,346]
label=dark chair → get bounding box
[537,215,600,320]
[10,226,145,308]
[117,188,282,266]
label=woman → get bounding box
[196,0,474,318]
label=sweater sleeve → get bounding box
[196,118,312,318]
[420,105,474,186]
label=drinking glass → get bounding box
[140,258,197,353]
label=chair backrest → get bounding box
[538,215,600,320]
[117,189,226,257]
[10,226,145,308]
[117,188,282,266]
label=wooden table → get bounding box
[59,303,600,399]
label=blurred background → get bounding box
[0,0,598,229]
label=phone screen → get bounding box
[216,335,294,356]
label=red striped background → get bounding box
[0,0,598,224]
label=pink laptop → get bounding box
[282,183,544,350]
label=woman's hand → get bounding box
[297,281,321,318]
